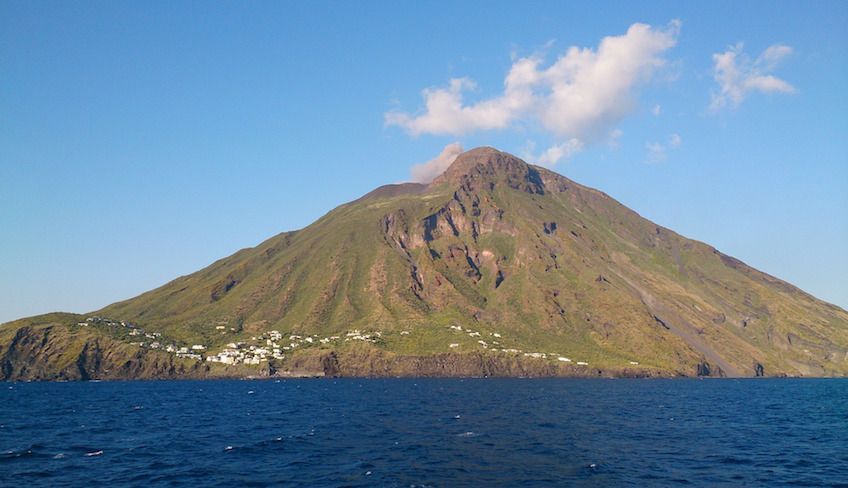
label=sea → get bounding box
[1,378,846,487]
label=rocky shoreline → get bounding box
[284,349,668,379]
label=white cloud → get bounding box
[652,104,662,116]
[539,21,680,138]
[608,129,624,149]
[669,133,681,147]
[710,43,796,110]
[409,142,464,183]
[645,133,681,163]
[534,138,585,167]
[385,78,517,136]
[646,142,667,163]
[387,21,680,163]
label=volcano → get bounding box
[3,147,847,380]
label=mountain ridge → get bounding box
[3,147,847,380]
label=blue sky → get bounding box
[1,1,846,322]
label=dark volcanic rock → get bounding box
[280,348,666,379]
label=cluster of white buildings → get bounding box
[344,329,381,343]
[205,342,277,365]
[79,316,138,330]
[202,329,384,366]
[447,325,507,351]
[79,316,211,360]
[205,330,296,365]
[445,324,603,367]
[134,335,207,360]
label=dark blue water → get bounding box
[1,379,846,487]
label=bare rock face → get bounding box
[0,325,248,381]
[695,361,727,378]
[431,147,546,195]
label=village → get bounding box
[78,316,207,360]
[77,317,385,366]
[77,316,629,368]
[202,329,381,365]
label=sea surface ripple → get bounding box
[1,378,846,486]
